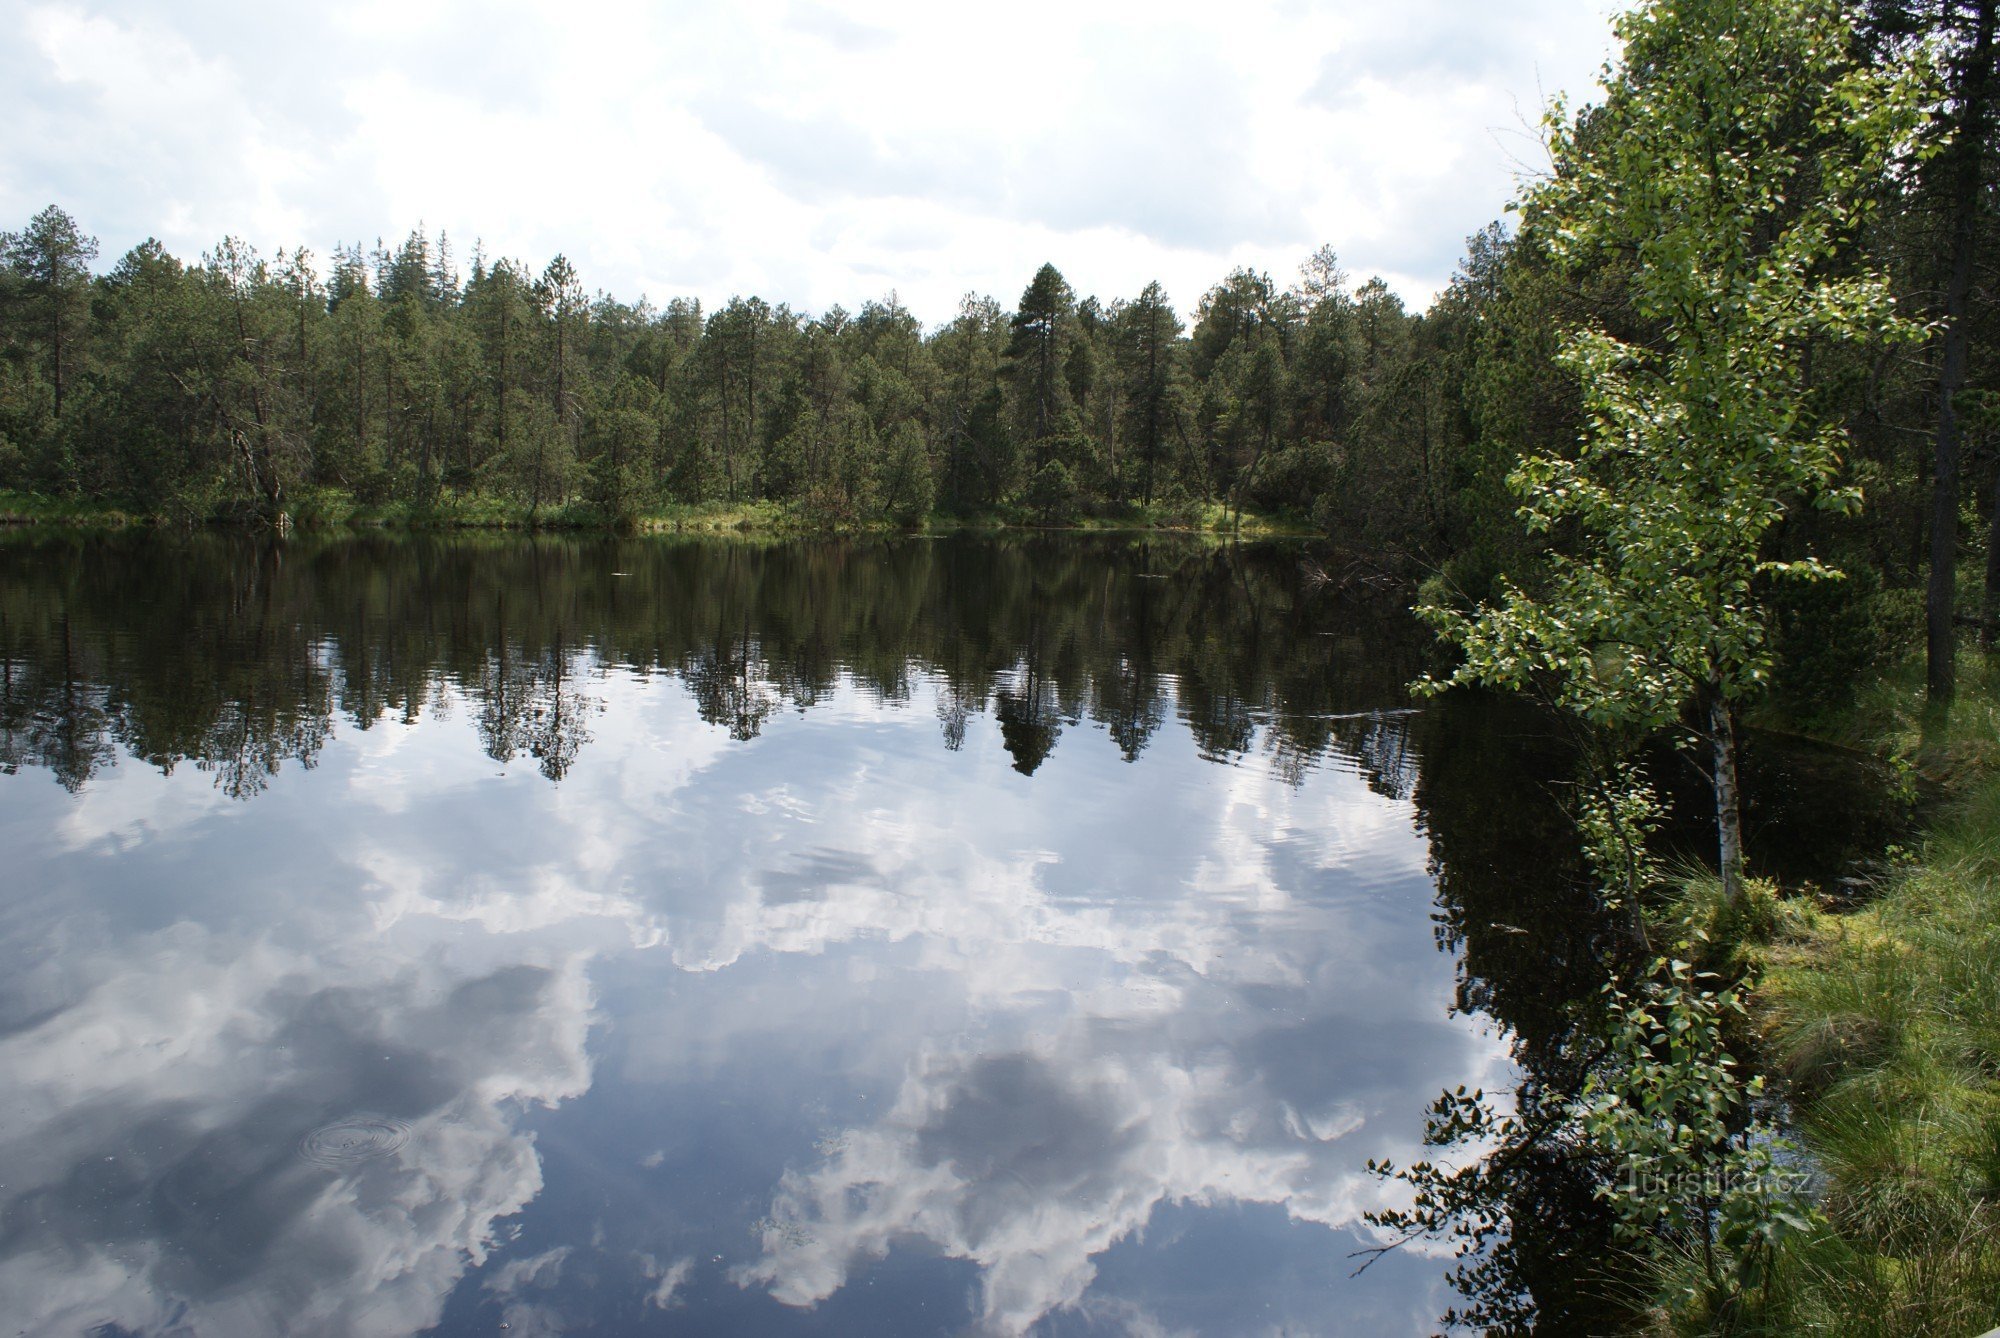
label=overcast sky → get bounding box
[1,0,1620,325]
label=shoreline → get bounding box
[0,490,1317,541]
[1687,664,2000,1332]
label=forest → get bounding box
[4,0,2000,1331]
[2,1,1995,721]
[0,0,1992,696]
[0,211,1425,540]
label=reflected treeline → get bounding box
[1406,693,1638,1334]
[0,532,1427,797]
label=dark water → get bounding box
[0,533,1898,1337]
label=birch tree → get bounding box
[1422,0,1923,906]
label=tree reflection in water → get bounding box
[0,532,1427,798]
[0,531,1896,1334]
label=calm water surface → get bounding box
[0,532,1871,1336]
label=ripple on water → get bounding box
[299,1116,413,1168]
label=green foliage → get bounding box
[1754,682,2000,1333]
[1575,759,1666,915]
[585,399,656,523]
[1362,1086,1544,1334]
[0,217,1437,536]
[1,205,98,423]
[0,489,135,526]
[1575,961,1810,1288]
[1007,263,1075,454]
[1765,563,1904,725]
[875,420,933,526]
[1423,0,1922,732]
[0,189,1492,543]
[1381,6,1973,1330]
[1369,950,1812,1330]
[1026,459,1080,525]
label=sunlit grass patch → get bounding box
[1749,665,2000,1335]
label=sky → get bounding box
[0,0,1621,326]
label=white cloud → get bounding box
[0,668,1513,1331]
[0,923,596,1336]
[640,1252,696,1310]
[1,0,1619,318]
[730,1021,1501,1335]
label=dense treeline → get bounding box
[2,56,1993,714]
[0,211,1446,540]
[1,7,1995,682]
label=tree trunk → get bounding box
[719,362,736,504]
[1709,690,1745,908]
[497,304,509,467]
[50,300,65,419]
[1927,0,1997,704]
[1142,316,1160,506]
[745,319,759,469]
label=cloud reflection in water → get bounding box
[0,536,1502,1336]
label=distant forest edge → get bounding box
[0,211,1434,540]
[2,0,1996,628]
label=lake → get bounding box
[0,531,1882,1336]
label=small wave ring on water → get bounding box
[300,1116,413,1168]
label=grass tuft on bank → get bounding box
[1706,659,2000,1337]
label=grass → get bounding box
[1681,652,2000,1337]
[633,500,801,533]
[1581,645,2000,1336]
[293,488,530,529]
[0,488,139,526]
[1058,499,1316,536]
[0,486,1316,539]
[1748,841,2000,1335]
